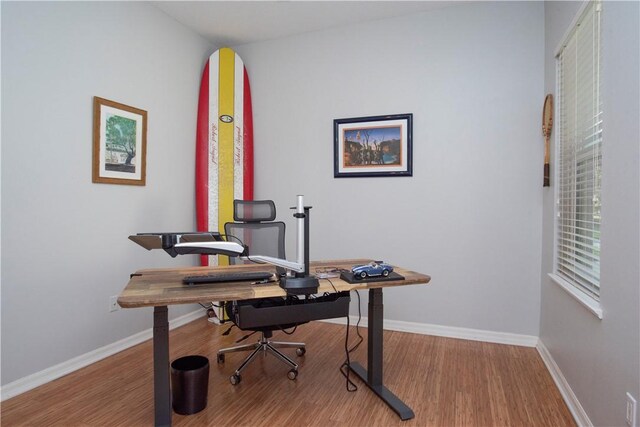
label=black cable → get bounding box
[339,289,363,392]
[325,277,337,293]
[219,233,243,245]
[315,277,364,391]
[219,233,260,263]
[278,325,298,335]
[219,233,272,267]
[244,254,265,265]
[339,307,358,392]
[235,330,256,343]
[199,302,222,309]
[352,290,363,345]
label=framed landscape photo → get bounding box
[334,113,412,178]
[93,96,147,185]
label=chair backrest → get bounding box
[224,200,286,275]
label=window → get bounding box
[555,0,602,300]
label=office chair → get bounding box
[217,199,306,385]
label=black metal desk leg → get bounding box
[153,306,171,427]
[348,288,415,421]
[367,287,384,386]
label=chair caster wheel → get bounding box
[287,369,298,380]
[217,353,225,364]
[230,373,241,385]
[296,347,306,357]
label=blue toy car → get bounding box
[351,261,393,279]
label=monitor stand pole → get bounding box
[280,203,319,295]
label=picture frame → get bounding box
[93,96,147,185]
[334,113,412,178]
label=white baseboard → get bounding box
[0,307,584,427]
[536,340,592,427]
[320,316,539,347]
[321,317,588,426]
[0,308,206,402]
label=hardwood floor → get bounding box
[1,318,575,426]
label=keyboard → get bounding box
[182,271,274,286]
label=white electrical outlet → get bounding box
[109,295,120,312]
[627,392,637,427]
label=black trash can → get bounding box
[170,355,209,415]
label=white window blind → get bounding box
[555,1,603,299]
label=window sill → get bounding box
[548,273,603,319]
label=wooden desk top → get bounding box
[118,259,430,308]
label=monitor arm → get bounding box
[242,254,305,273]
[173,243,306,273]
[170,195,319,294]
[172,241,248,258]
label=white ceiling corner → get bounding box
[152,1,459,47]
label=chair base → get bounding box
[217,332,305,384]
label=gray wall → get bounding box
[540,2,640,426]
[1,2,214,385]
[6,6,636,424]
[235,1,545,335]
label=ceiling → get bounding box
[153,1,458,47]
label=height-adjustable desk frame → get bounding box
[118,259,430,426]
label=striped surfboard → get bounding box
[196,48,254,266]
